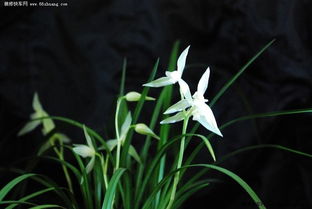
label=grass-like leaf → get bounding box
[142,164,266,209]
[183,164,266,209]
[119,58,127,97]
[29,205,65,209]
[210,39,275,107]
[5,187,56,209]
[0,173,36,202]
[102,168,127,209]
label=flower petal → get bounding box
[55,133,71,143]
[32,92,43,112]
[42,112,55,134]
[73,144,95,158]
[160,111,185,124]
[193,104,223,137]
[164,99,191,114]
[86,156,95,173]
[83,125,94,149]
[177,45,190,74]
[143,77,174,87]
[178,79,192,103]
[197,67,210,96]
[17,120,41,136]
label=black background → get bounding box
[1,0,312,208]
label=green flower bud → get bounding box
[125,91,155,102]
[134,123,160,140]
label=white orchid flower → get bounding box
[143,45,190,87]
[161,67,223,137]
[73,126,96,173]
[18,93,55,136]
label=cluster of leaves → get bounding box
[1,40,312,209]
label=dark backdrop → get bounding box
[1,0,312,208]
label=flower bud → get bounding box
[125,91,155,102]
[134,123,160,140]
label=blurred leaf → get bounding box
[0,173,36,202]
[102,168,127,209]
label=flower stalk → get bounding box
[166,113,190,209]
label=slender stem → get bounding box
[115,97,122,170]
[52,138,74,194]
[166,115,189,209]
[103,154,109,189]
[97,153,109,190]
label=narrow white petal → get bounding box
[37,140,52,156]
[17,120,41,136]
[193,103,222,137]
[160,112,185,124]
[164,99,191,114]
[55,133,71,143]
[83,125,94,149]
[177,45,190,74]
[143,77,174,87]
[178,79,192,103]
[86,157,95,173]
[42,114,55,134]
[32,92,43,112]
[73,144,95,158]
[197,67,210,95]
[121,112,132,138]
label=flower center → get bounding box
[167,71,181,82]
[192,92,208,105]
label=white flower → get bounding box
[143,45,190,87]
[73,125,96,173]
[18,93,55,136]
[161,67,223,137]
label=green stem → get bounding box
[52,139,74,194]
[97,153,109,190]
[166,115,189,209]
[115,97,122,170]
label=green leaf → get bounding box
[0,173,36,201]
[119,58,127,97]
[29,205,65,209]
[128,145,142,164]
[191,134,216,161]
[143,164,266,209]
[0,200,35,207]
[102,168,127,209]
[5,187,55,209]
[173,180,211,209]
[210,39,275,107]
[219,144,312,164]
[221,108,312,129]
[188,164,266,209]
